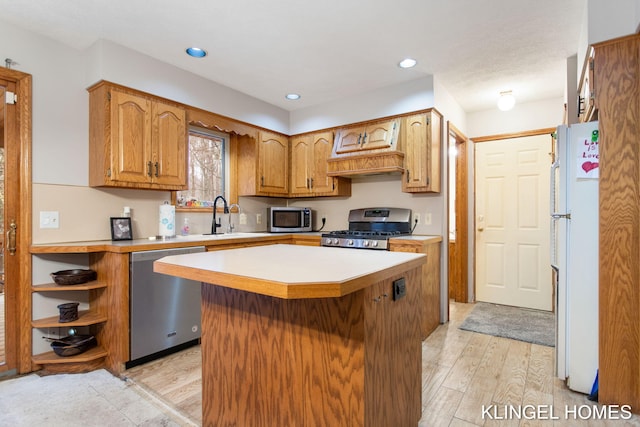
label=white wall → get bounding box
[587,0,640,45]
[0,21,89,187]
[466,97,565,138]
[433,76,467,134]
[289,76,435,134]
[87,40,290,135]
[578,0,640,82]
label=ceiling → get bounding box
[0,0,586,113]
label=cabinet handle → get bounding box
[7,220,16,256]
[147,161,153,177]
[357,133,362,145]
[306,178,310,189]
[261,176,264,187]
[406,170,410,182]
[154,162,159,177]
[362,132,367,144]
[310,177,313,189]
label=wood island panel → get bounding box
[200,266,422,427]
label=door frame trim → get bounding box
[0,67,32,374]
[447,122,469,303]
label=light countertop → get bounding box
[30,232,441,254]
[153,244,426,299]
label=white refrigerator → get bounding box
[551,122,599,395]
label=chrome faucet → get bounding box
[227,204,241,233]
[210,195,229,234]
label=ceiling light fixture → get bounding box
[398,58,417,69]
[497,91,516,111]
[185,47,207,58]
[285,93,301,100]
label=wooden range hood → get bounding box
[326,150,405,177]
[326,118,404,177]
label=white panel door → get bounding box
[475,135,552,311]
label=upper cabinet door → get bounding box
[290,135,312,196]
[152,102,187,187]
[109,91,153,184]
[334,126,366,155]
[401,110,442,193]
[309,132,337,194]
[258,131,289,195]
[361,120,398,151]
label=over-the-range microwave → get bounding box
[267,207,312,232]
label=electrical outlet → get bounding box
[239,213,247,225]
[392,277,406,301]
[414,213,421,225]
[40,211,59,229]
[425,213,432,225]
[256,213,262,225]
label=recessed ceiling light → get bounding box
[285,93,301,100]
[186,47,207,58]
[398,58,417,69]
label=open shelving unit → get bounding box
[31,279,109,366]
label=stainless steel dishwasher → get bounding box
[128,246,205,367]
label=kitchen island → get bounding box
[154,244,426,427]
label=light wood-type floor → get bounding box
[124,302,640,426]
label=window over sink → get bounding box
[175,126,227,209]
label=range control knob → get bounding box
[347,239,354,246]
[332,238,339,245]
[363,240,369,247]
[372,241,379,247]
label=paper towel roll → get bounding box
[158,202,175,237]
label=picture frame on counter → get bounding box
[110,217,133,241]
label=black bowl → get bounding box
[50,269,97,285]
[50,335,97,357]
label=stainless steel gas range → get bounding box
[321,207,413,250]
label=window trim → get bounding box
[173,126,230,212]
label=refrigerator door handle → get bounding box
[550,159,559,216]
[550,159,571,219]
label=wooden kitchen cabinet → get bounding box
[290,131,351,197]
[400,109,442,193]
[333,118,400,155]
[88,81,187,191]
[389,236,442,339]
[594,33,640,413]
[237,130,290,197]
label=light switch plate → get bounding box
[40,211,59,229]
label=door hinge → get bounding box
[426,116,430,125]
[5,91,17,105]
